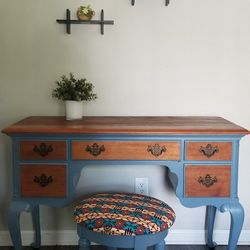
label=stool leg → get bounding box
[154,240,165,250]
[134,237,147,250]
[107,247,117,250]
[77,225,90,250]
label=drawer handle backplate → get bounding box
[198,174,217,188]
[33,143,53,157]
[199,144,219,158]
[86,143,105,157]
[34,173,53,187]
[147,144,166,157]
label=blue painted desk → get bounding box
[2,116,249,250]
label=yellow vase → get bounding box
[77,9,94,21]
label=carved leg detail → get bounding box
[220,202,244,250]
[77,225,90,250]
[205,205,217,249]
[8,202,22,250]
[8,201,32,250]
[31,205,41,248]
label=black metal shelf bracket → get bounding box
[131,0,169,6]
[56,9,114,35]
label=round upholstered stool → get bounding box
[73,193,176,250]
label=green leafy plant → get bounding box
[52,73,97,101]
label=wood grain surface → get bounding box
[185,141,232,161]
[185,165,231,197]
[72,141,180,160]
[20,165,67,197]
[20,141,67,160]
[2,116,249,135]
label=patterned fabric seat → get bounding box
[74,192,176,236]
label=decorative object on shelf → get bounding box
[131,0,169,6]
[56,9,114,35]
[77,5,95,21]
[52,73,97,120]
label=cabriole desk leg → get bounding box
[220,202,244,250]
[205,205,217,249]
[31,205,41,248]
[8,201,28,250]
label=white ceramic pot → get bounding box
[65,101,83,120]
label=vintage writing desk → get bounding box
[2,116,249,250]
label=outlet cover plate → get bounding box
[135,177,149,195]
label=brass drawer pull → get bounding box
[33,143,53,157]
[198,174,217,188]
[199,144,219,158]
[147,144,166,157]
[33,173,53,187]
[86,143,105,157]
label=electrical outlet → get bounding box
[135,177,149,195]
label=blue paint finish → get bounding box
[220,202,245,250]
[205,205,217,248]
[77,225,90,250]
[8,201,37,250]
[77,225,168,249]
[154,240,166,250]
[231,140,240,198]
[31,205,41,249]
[7,132,246,250]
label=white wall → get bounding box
[1,0,250,245]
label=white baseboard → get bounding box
[0,229,250,246]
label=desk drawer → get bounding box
[185,141,232,161]
[185,165,231,197]
[72,141,180,160]
[20,165,67,197]
[20,141,67,160]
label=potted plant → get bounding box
[76,5,95,21]
[52,73,97,120]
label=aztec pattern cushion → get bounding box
[74,193,176,236]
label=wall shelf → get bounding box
[131,0,169,6]
[56,9,114,35]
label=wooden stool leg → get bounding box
[107,247,117,250]
[134,238,147,250]
[134,246,147,250]
[77,225,91,250]
[154,240,165,250]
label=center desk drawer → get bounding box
[72,141,180,160]
[20,165,67,197]
[20,141,67,160]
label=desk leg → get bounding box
[220,202,244,250]
[31,205,41,248]
[8,201,30,250]
[205,205,217,249]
